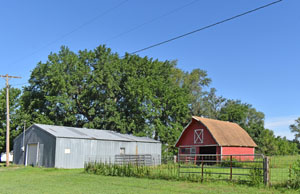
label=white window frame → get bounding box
[194,129,203,144]
[190,147,196,154]
[120,147,125,155]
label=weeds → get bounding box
[286,159,300,189]
[85,161,265,186]
[84,162,207,182]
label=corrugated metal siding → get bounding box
[136,142,161,165]
[55,138,161,168]
[35,124,159,143]
[14,125,161,168]
[13,126,56,167]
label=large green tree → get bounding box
[21,45,194,151]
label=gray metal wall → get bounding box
[55,138,161,168]
[13,126,56,167]
[136,142,161,165]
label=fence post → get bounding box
[201,156,204,182]
[230,155,232,181]
[263,157,270,186]
[174,155,177,163]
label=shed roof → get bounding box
[176,116,257,147]
[33,124,160,143]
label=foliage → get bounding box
[84,162,182,181]
[198,99,299,156]
[290,118,300,141]
[219,158,244,168]
[21,45,200,152]
[0,44,297,157]
[85,160,263,185]
[248,167,264,186]
[287,159,300,189]
[0,87,22,154]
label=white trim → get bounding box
[36,142,40,166]
[179,144,218,148]
[174,120,192,147]
[25,143,39,166]
[25,144,28,166]
[220,146,222,161]
[194,129,203,144]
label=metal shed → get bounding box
[13,124,161,168]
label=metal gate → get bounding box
[178,154,267,184]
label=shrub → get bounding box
[287,159,300,189]
[248,167,263,186]
[220,158,243,168]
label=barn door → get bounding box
[26,143,38,166]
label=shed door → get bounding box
[27,143,38,166]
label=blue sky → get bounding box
[1,0,299,139]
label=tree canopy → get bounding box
[0,44,298,155]
[21,45,211,152]
[290,118,300,141]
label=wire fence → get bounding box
[84,153,299,186]
[177,154,265,183]
[269,155,299,185]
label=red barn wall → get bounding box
[222,147,255,160]
[176,119,217,147]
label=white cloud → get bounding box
[265,115,299,140]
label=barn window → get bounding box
[190,147,196,154]
[194,129,203,144]
[120,147,125,155]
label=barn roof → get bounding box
[33,124,160,143]
[176,116,257,147]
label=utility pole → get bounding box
[0,74,21,166]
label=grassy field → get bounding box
[0,166,298,194]
[269,155,299,184]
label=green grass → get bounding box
[0,166,297,194]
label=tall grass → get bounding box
[84,162,210,182]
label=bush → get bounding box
[248,167,263,186]
[287,159,300,189]
[84,162,206,182]
[219,158,243,168]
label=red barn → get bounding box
[175,116,257,160]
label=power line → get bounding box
[9,0,129,66]
[11,82,29,87]
[105,0,199,43]
[128,0,282,55]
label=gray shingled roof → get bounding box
[34,124,160,143]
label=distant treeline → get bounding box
[0,45,299,155]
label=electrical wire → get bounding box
[9,0,129,66]
[11,82,29,87]
[105,0,199,43]
[128,0,282,55]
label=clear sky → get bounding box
[1,0,299,139]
